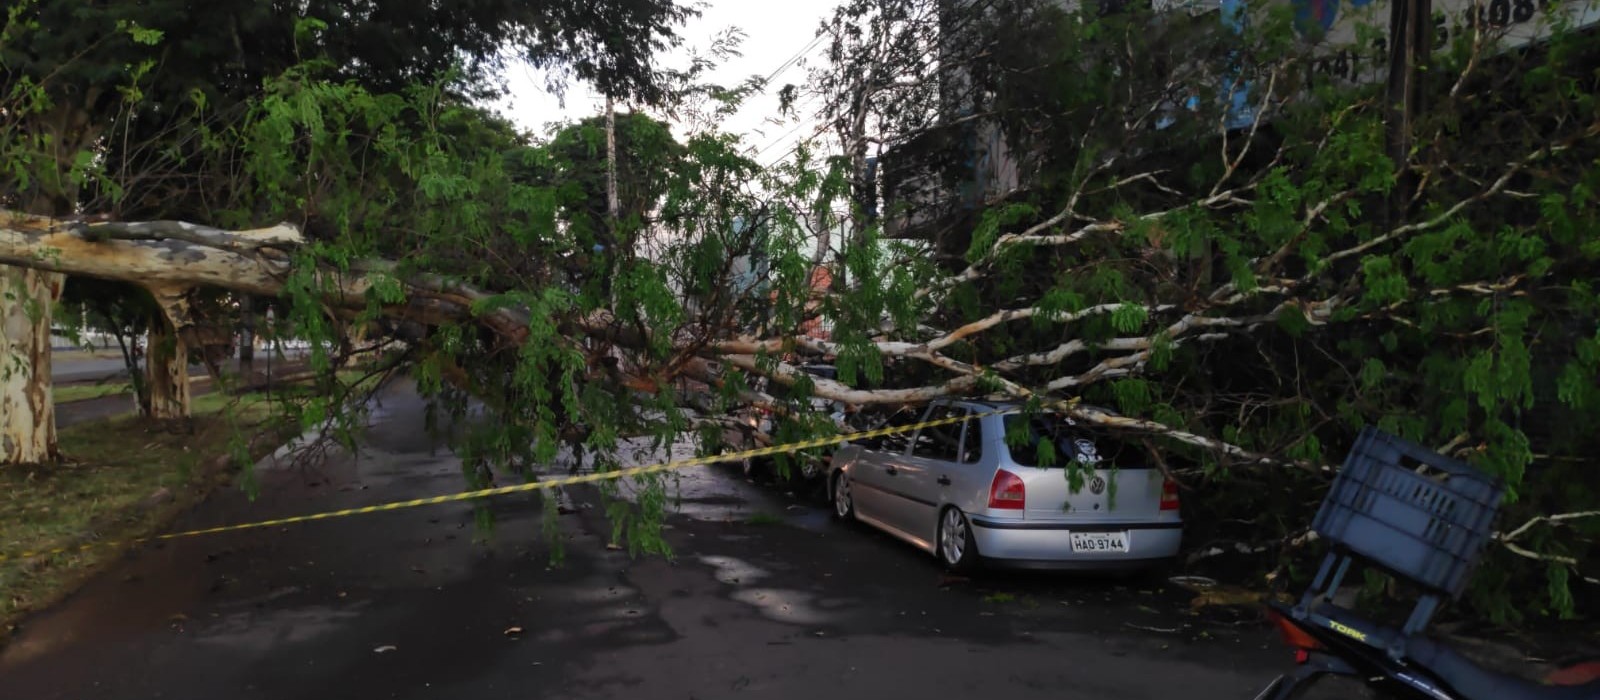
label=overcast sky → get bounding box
[492,0,840,166]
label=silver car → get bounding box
[826,399,1183,571]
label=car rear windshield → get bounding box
[1002,414,1138,469]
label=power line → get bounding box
[763,32,828,87]
[763,121,834,169]
[747,91,825,156]
[753,120,810,158]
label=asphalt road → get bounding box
[0,381,1291,700]
[51,355,136,384]
[51,349,308,384]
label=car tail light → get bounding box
[1160,477,1180,511]
[1547,659,1600,686]
[1267,608,1324,655]
[988,470,1025,510]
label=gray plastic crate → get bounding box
[1312,426,1506,598]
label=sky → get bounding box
[491,0,841,166]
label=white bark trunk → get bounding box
[144,316,190,420]
[0,265,64,464]
[0,212,312,297]
[144,288,193,420]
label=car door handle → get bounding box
[937,476,951,486]
[885,467,898,476]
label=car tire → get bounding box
[938,506,979,572]
[831,471,855,521]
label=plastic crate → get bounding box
[1311,426,1506,599]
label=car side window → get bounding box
[960,417,982,464]
[871,407,923,453]
[911,405,964,463]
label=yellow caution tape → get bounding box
[1,405,1054,564]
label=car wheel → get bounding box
[832,471,855,521]
[938,507,978,571]
[799,458,821,481]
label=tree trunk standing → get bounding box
[0,267,65,464]
[144,288,194,420]
[1,143,93,464]
[143,316,190,420]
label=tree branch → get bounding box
[1325,135,1586,267]
[1064,403,1321,471]
[73,219,304,254]
[1499,509,1600,543]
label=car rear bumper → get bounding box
[967,517,1182,567]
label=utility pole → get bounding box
[1385,0,1432,224]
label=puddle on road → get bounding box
[784,507,833,533]
[729,588,835,625]
[696,555,843,626]
[696,555,770,585]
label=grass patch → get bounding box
[1,393,293,638]
[52,381,132,404]
[745,512,783,526]
[982,592,1017,604]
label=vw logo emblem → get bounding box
[1089,476,1106,495]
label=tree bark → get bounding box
[145,288,194,420]
[144,312,190,421]
[0,266,65,464]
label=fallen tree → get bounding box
[786,0,1600,621]
[1,0,1596,624]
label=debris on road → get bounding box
[1187,585,1267,610]
[373,645,397,654]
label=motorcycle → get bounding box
[1251,427,1600,700]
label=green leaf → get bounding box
[1359,358,1386,389]
[1110,304,1148,334]
[116,20,164,45]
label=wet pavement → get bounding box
[52,355,134,384]
[1,381,1290,700]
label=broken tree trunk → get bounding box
[144,315,189,420]
[145,288,194,420]
[0,265,65,464]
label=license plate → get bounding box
[1070,531,1129,553]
